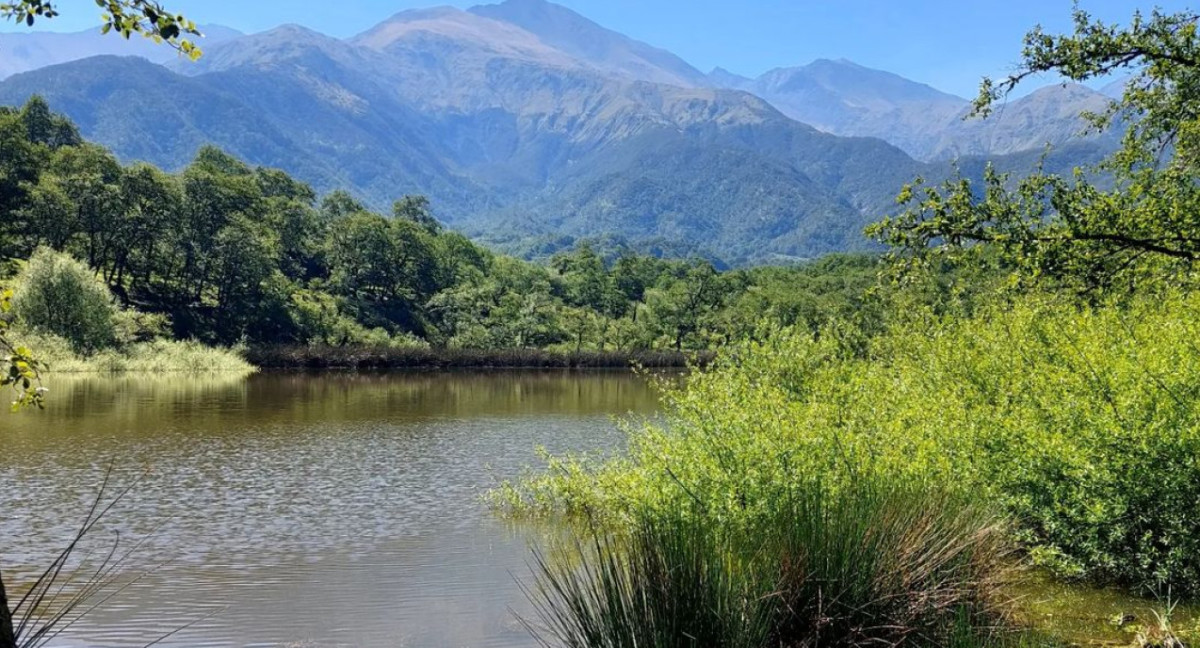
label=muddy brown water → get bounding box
[0,370,663,647]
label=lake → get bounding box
[0,370,663,647]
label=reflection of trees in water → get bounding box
[0,372,660,647]
[250,370,667,422]
[0,371,667,447]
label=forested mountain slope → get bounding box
[0,0,1115,264]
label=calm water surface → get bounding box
[0,370,663,647]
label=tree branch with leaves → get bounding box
[871,6,1200,293]
[1,0,203,59]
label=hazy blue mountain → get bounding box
[707,59,968,159]
[706,67,754,89]
[0,24,242,80]
[0,1,1115,264]
[708,59,1118,162]
[1099,76,1130,99]
[929,83,1117,160]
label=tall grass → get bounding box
[526,517,772,648]
[11,329,254,375]
[525,477,1020,648]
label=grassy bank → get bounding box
[245,344,710,369]
[501,291,1200,594]
[15,330,255,375]
[498,290,1200,646]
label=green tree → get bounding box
[110,163,182,294]
[870,7,1200,292]
[320,189,366,222]
[18,95,80,149]
[552,244,612,313]
[211,216,288,342]
[646,261,727,350]
[11,247,119,353]
[392,194,442,234]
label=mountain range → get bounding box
[0,0,1118,265]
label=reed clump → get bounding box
[526,477,1023,648]
[12,329,254,375]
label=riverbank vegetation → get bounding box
[4,247,251,375]
[0,98,883,361]
[502,6,1200,647]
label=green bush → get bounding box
[10,247,119,353]
[501,291,1200,594]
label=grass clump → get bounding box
[10,329,254,375]
[525,477,1021,648]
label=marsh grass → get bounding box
[525,477,1022,648]
[525,517,773,648]
[11,330,254,375]
[766,479,1016,647]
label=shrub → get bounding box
[501,290,1200,594]
[10,248,118,353]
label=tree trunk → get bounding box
[0,569,17,648]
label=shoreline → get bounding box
[244,345,713,370]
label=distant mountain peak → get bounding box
[268,23,328,38]
[807,57,860,68]
[707,67,752,89]
[196,24,245,40]
[471,0,598,24]
[372,5,466,25]
[468,0,709,87]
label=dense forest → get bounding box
[0,96,886,357]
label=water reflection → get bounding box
[0,370,663,647]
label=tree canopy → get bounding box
[869,7,1200,293]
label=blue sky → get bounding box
[2,1,1193,96]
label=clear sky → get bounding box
[2,0,1193,97]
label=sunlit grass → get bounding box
[12,329,255,375]
[525,477,1025,648]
